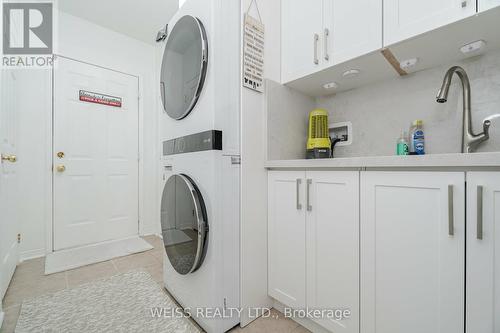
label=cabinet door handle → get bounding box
[313,33,319,65]
[324,28,330,61]
[307,179,312,211]
[448,185,454,236]
[296,179,302,210]
[477,185,483,240]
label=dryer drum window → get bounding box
[160,15,208,120]
[161,174,208,275]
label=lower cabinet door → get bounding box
[268,171,306,309]
[360,172,465,333]
[306,171,359,333]
[466,172,500,333]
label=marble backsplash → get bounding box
[267,49,500,160]
[266,80,315,160]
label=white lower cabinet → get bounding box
[268,171,359,333]
[466,172,500,333]
[269,169,499,333]
[268,171,307,309]
[306,172,359,333]
[360,172,465,333]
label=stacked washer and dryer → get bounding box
[158,0,241,332]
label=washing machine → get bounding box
[160,131,240,333]
[159,0,240,156]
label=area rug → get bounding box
[15,271,200,333]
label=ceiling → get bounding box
[58,0,178,44]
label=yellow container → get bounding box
[307,109,331,150]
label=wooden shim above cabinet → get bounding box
[381,48,408,76]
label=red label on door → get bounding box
[79,90,122,108]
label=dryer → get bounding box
[160,131,240,333]
[159,0,240,156]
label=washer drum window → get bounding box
[161,174,208,275]
[160,15,208,120]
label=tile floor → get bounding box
[1,236,309,333]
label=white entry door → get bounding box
[0,68,20,298]
[53,57,139,251]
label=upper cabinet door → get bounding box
[479,0,500,11]
[268,171,306,309]
[306,171,359,333]
[466,172,500,333]
[383,0,476,46]
[325,0,382,66]
[361,172,465,333]
[282,0,324,83]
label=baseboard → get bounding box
[140,227,161,237]
[140,232,162,239]
[20,248,46,262]
[45,236,153,274]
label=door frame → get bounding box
[46,55,142,253]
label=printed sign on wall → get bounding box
[243,12,264,93]
[79,90,122,108]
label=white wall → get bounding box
[16,69,52,259]
[18,11,159,260]
[240,0,281,327]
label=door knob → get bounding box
[56,165,66,172]
[57,151,65,158]
[1,154,17,163]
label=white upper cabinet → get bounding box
[281,0,324,83]
[268,171,306,309]
[479,0,500,11]
[466,172,500,333]
[306,171,359,333]
[384,0,476,46]
[326,0,382,66]
[361,172,465,333]
[281,0,382,83]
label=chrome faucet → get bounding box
[436,66,491,153]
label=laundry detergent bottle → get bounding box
[410,120,425,155]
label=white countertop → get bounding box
[265,152,500,169]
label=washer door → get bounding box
[161,174,208,275]
[160,15,208,120]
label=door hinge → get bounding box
[17,233,21,243]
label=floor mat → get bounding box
[15,271,200,333]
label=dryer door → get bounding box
[161,174,208,275]
[160,15,208,120]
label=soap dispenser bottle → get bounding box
[410,120,425,155]
[396,130,409,156]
